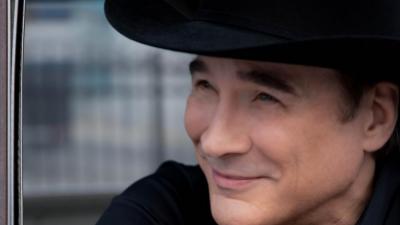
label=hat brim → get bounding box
[105,0,400,81]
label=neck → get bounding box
[294,154,375,225]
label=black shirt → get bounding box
[96,161,217,225]
[96,154,400,225]
[356,153,400,225]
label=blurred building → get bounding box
[23,0,195,224]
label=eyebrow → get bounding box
[189,58,208,74]
[188,58,297,95]
[237,69,297,95]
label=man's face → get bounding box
[184,56,371,225]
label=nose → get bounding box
[200,109,252,158]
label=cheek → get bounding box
[252,108,362,179]
[250,114,299,166]
[256,112,364,191]
[184,96,215,141]
[246,117,364,220]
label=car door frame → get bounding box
[1,0,24,224]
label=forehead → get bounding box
[190,56,344,96]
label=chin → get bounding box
[210,193,283,225]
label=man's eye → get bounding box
[254,92,279,103]
[195,80,212,90]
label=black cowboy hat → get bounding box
[105,0,400,83]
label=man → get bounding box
[97,0,400,225]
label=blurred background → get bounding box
[23,0,195,224]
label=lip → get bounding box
[211,169,261,190]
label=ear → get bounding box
[362,82,399,152]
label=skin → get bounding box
[184,56,398,225]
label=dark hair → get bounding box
[337,72,399,160]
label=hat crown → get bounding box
[105,0,400,83]
[190,0,400,38]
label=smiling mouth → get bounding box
[211,169,262,190]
